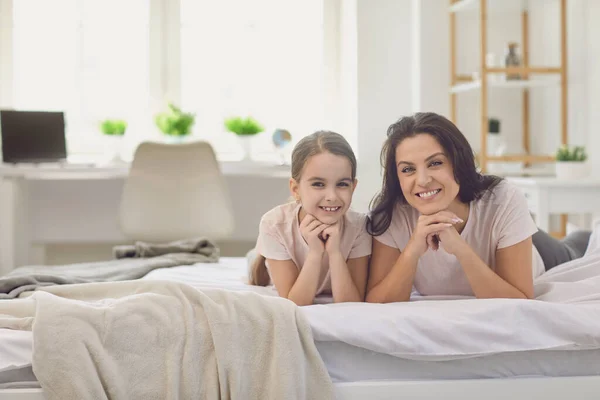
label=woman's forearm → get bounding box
[455,246,529,299]
[366,248,420,303]
[287,252,323,306]
[329,252,362,303]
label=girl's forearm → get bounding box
[287,252,323,306]
[328,252,362,303]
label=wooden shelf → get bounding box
[450,0,570,235]
[486,67,562,74]
[450,0,530,14]
[451,77,560,94]
[486,154,555,163]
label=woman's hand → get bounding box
[435,224,466,255]
[300,214,328,255]
[405,211,462,257]
[322,222,341,256]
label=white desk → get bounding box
[507,177,600,232]
[0,162,291,275]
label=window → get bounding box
[1,0,341,161]
[180,0,326,161]
[11,0,151,154]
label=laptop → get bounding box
[0,110,67,163]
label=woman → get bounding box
[366,112,589,303]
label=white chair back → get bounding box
[119,141,234,242]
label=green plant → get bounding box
[488,118,500,134]
[224,116,264,136]
[556,145,587,162]
[155,103,195,136]
[100,119,127,136]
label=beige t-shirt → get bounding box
[256,202,372,295]
[374,180,544,296]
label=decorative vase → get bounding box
[504,42,522,80]
[486,132,506,175]
[555,161,589,180]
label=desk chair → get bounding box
[119,141,234,243]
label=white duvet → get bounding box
[3,228,600,373]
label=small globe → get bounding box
[272,129,292,149]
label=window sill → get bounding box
[0,159,291,180]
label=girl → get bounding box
[366,112,590,303]
[249,131,372,306]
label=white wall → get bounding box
[0,0,13,108]
[352,0,414,213]
[586,0,600,173]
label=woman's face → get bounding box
[394,133,461,215]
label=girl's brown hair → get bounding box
[249,130,357,286]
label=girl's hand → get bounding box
[322,222,341,256]
[406,211,462,258]
[300,214,328,255]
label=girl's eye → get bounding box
[337,182,350,187]
[311,182,324,187]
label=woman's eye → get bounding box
[401,167,414,173]
[429,160,442,167]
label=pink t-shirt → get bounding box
[256,202,372,295]
[374,180,543,296]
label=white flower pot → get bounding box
[238,136,253,161]
[164,135,188,144]
[555,161,589,180]
[104,135,125,164]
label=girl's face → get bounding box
[395,133,461,215]
[290,152,357,224]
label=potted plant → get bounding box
[555,145,589,179]
[224,116,265,161]
[155,103,195,142]
[100,119,127,163]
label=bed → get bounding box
[2,255,600,399]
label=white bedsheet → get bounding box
[305,244,600,361]
[0,329,32,373]
[4,242,600,375]
[148,250,600,361]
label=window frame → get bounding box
[0,0,345,161]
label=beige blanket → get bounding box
[0,281,334,400]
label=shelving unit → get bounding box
[449,0,569,236]
[449,0,568,173]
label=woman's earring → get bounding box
[295,196,301,203]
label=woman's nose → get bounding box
[416,169,432,186]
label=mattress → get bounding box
[3,255,600,387]
[3,331,600,387]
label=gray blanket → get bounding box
[0,237,219,299]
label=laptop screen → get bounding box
[0,110,67,163]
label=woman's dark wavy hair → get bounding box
[367,112,503,236]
